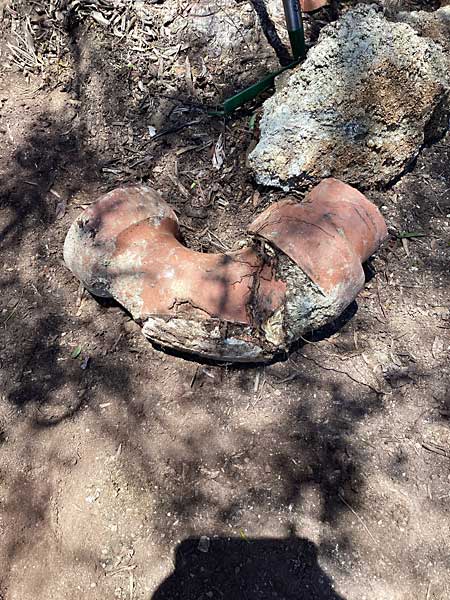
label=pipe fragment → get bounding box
[63,179,387,362]
[300,0,329,12]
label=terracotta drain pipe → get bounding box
[63,178,387,362]
[300,0,329,12]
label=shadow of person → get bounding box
[152,535,346,600]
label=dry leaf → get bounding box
[55,198,67,219]
[252,190,261,207]
[401,237,409,256]
[432,337,444,359]
[91,11,109,27]
[212,134,225,170]
[184,55,194,95]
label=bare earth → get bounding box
[0,2,449,599]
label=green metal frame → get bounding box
[213,0,306,116]
[211,59,300,116]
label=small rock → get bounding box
[175,0,257,60]
[198,535,210,553]
[122,319,140,335]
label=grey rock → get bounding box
[172,0,264,60]
[397,6,450,52]
[249,4,450,190]
[198,536,210,553]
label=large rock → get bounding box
[249,4,450,190]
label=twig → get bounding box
[376,281,387,320]
[106,564,136,577]
[110,332,123,352]
[338,493,377,544]
[149,93,212,112]
[298,335,365,363]
[76,282,85,307]
[277,372,301,384]
[129,572,134,600]
[2,291,24,326]
[421,441,450,459]
[147,119,203,142]
[208,230,230,251]
[298,334,319,345]
[296,352,383,394]
[190,365,199,388]
[207,237,227,253]
[253,368,263,395]
[188,9,222,18]
[251,372,265,408]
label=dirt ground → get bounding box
[0,1,449,599]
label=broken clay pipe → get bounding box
[63,178,387,362]
[300,0,329,13]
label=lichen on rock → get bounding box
[397,6,450,53]
[249,4,450,190]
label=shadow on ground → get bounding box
[152,534,345,600]
[0,4,449,599]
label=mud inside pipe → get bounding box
[63,178,388,362]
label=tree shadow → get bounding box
[0,5,449,599]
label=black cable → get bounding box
[248,0,293,66]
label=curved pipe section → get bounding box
[63,178,387,362]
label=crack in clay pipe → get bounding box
[63,178,387,362]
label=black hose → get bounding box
[248,0,293,66]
